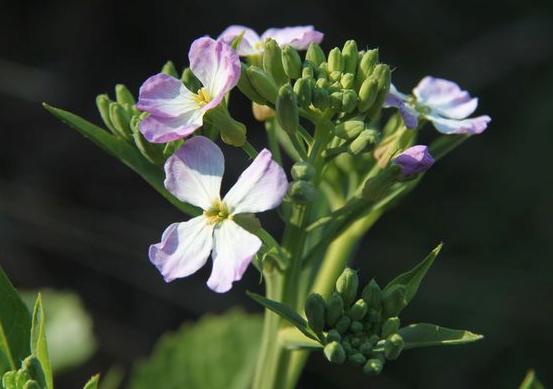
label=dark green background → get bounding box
[0,0,552,387]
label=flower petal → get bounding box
[189,37,241,109]
[139,112,203,143]
[261,26,323,50]
[223,149,288,214]
[393,145,435,176]
[137,73,198,118]
[384,86,419,129]
[149,216,214,282]
[218,25,263,56]
[426,114,491,135]
[164,136,224,209]
[413,76,478,119]
[207,220,261,293]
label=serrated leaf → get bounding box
[43,104,200,217]
[83,374,100,389]
[278,327,323,350]
[129,309,262,389]
[246,292,318,341]
[397,323,483,349]
[30,295,53,389]
[0,261,31,372]
[519,370,545,389]
[383,243,443,305]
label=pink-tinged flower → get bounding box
[384,77,491,134]
[393,145,435,177]
[136,37,240,143]
[149,136,288,293]
[218,25,323,56]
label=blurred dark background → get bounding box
[1,0,552,387]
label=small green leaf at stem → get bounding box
[83,374,100,389]
[30,294,53,389]
[278,327,323,350]
[397,323,483,349]
[519,370,545,389]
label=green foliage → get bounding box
[82,375,99,389]
[0,263,31,373]
[396,323,483,349]
[30,296,52,389]
[519,370,545,389]
[128,310,262,389]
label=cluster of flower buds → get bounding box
[1,356,47,389]
[288,161,317,203]
[305,268,407,376]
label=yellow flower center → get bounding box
[193,88,212,107]
[203,199,232,225]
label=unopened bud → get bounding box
[348,299,369,321]
[335,315,351,335]
[237,64,268,105]
[276,84,299,133]
[115,84,136,106]
[381,317,401,338]
[306,43,326,66]
[181,67,201,93]
[363,357,384,376]
[282,45,302,80]
[341,340,353,354]
[314,65,329,80]
[342,40,359,75]
[305,293,326,333]
[287,180,317,203]
[312,87,330,110]
[16,369,30,389]
[393,145,435,177]
[263,38,288,86]
[326,329,342,343]
[367,309,381,323]
[301,62,315,79]
[366,64,391,118]
[330,92,343,110]
[22,357,46,388]
[348,352,367,366]
[350,336,361,348]
[382,284,408,318]
[324,341,346,364]
[358,76,379,113]
[342,89,357,113]
[109,102,132,141]
[362,279,383,310]
[325,292,344,327]
[359,338,377,355]
[340,73,355,90]
[293,78,312,109]
[350,320,364,334]
[2,371,15,389]
[356,49,378,85]
[348,129,378,155]
[329,70,342,83]
[336,267,359,307]
[384,333,404,360]
[131,117,164,165]
[247,65,278,104]
[23,381,41,389]
[161,60,179,78]
[335,120,364,140]
[316,78,330,90]
[96,94,116,133]
[291,161,315,181]
[328,48,344,73]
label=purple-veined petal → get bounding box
[189,37,241,110]
[139,111,204,143]
[426,114,491,135]
[137,73,198,118]
[149,216,214,282]
[413,76,478,119]
[384,87,419,129]
[223,148,288,214]
[261,26,323,50]
[164,136,224,210]
[393,145,435,177]
[218,25,263,56]
[207,220,261,293]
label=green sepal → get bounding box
[342,40,359,75]
[357,76,379,113]
[161,61,179,78]
[519,370,545,389]
[130,117,165,165]
[95,94,117,134]
[396,323,483,349]
[290,162,315,181]
[108,102,132,141]
[2,371,16,389]
[348,129,378,155]
[311,87,330,110]
[82,374,100,389]
[365,64,391,118]
[362,279,382,310]
[293,78,312,109]
[327,48,344,73]
[205,105,247,147]
[246,66,278,104]
[356,49,378,86]
[323,341,345,364]
[115,84,135,106]
[304,293,326,333]
[181,68,201,93]
[306,43,326,66]
[21,357,46,389]
[325,292,344,327]
[341,89,357,113]
[384,333,404,360]
[263,38,288,86]
[237,63,267,105]
[30,296,52,389]
[281,46,302,80]
[276,84,299,133]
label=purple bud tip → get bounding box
[393,145,435,177]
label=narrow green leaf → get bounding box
[519,369,545,389]
[246,292,318,341]
[0,262,31,372]
[83,374,100,389]
[278,327,323,350]
[43,103,200,217]
[30,295,53,389]
[383,243,443,305]
[397,323,483,349]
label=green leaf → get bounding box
[43,103,200,217]
[519,370,545,389]
[278,327,323,350]
[83,374,100,389]
[246,292,318,341]
[0,261,31,372]
[383,243,443,305]
[128,309,262,389]
[30,295,53,389]
[397,323,483,349]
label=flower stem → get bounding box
[242,141,259,159]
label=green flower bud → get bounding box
[316,78,330,90]
[363,357,384,376]
[328,48,345,73]
[359,340,375,355]
[276,84,299,133]
[247,65,278,104]
[362,164,402,201]
[325,292,344,327]
[314,65,329,80]
[305,293,326,333]
[326,329,342,343]
[293,78,312,109]
[367,309,381,323]
[382,284,408,318]
[130,117,164,165]
[15,369,30,389]
[381,317,401,338]
[263,38,288,86]
[115,84,136,106]
[181,67,201,93]
[312,87,330,110]
[287,180,317,203]
[342,89,358,113]
[96,94,117,133]
[329,70,342,83]
[384,333,404,360]
[237,64,268,105]
[330,92,343,110]
[335,315,351,335]
[341,340,353,354]
[358,76,379,113]
[342,40,359,75]
[348,299,369,321]
[21,357,46,389]
[301,62,315,79]
[335,120,364,140]
[161,60,179,78]
[348,352,367,366]
[23,381,41,389]
[348,129,378,155]
[336,267,359,307]
[291,161,316,181]
[350,320,364,334]
[362,279,383,310]
[350,336,361,348]
[363,321,373,332]
[340,73,355,90]
[109,102,132,141]
[281,45,302,80]
[324,341,346,364]
[366,64,392,118]
[2,371,16,389]
[306,43,326,66]
[356,49,378,85]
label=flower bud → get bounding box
[16,369,30,389]
[348,299,369,321]
[22,357,46,389]
[334,120,364,140]
[324,341,346,364]
[181,67,201,93]
[341,340,353,354]
[326,329,342,343]
[350,336,361,348]
[109,102,132,141]
[312,87,330,110]
[336,267,359,307]
[316,78,330,90]
[130,116,164,165]
[263,38,288,86]
[161,60,179,78]
[381,317,401,338]
[115,84,136,106]
[384,333,404,360]
[314,65,329,80]
[357,76,379,113]
[328,48,345,73]
[356,49,378,85]
[276,84,299,133]
[306,43,326,66]
[366,64,391,118]
[350,320,364,334]
[367,309,381,323]
[335,315,351,335]
[363,357,384,376]
[325,292,344,327]
[342,40,359,75]
[305,293,326,333]
[247,65,278,104]
[2,371,15,389]
[301,62,315,79]
[291,161,315,181]
[393,145,435,177]
[330,92,343,110]
[329,70,342,83]
[348,129,378,155]
[362,279,382,310]
[281,45,302,80]
[23,381,41,389]
[359,337,378,355]
[361,164,402,201]
[382,284,408,318]
[342,89,358,113]
[287,180,317,203]
[340,73,355,90]
[237,64,268,105]
[348,352,367,366]
[293,78,312,109]
[96,94,117,133]
[252,102,276,121]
